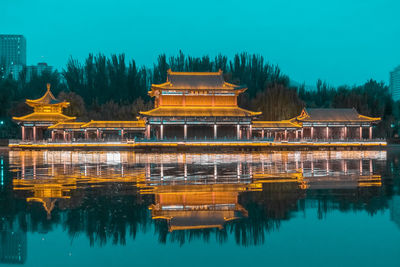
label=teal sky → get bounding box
[2,0,400,86]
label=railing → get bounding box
[8,137,387,145]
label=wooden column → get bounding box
[214,124,217,139]
[310,127,314,139]
[295,130,298,139]
[369,126,372,139]
[96,129,100,140]
[301,128,304,139]
[284,129,287,140]
[184,124,187,140]
[237,125,240,140]
[160,124,164,140]
[261,129,265,139]
[21,126,25,141]
[63,131,67,142]
[344,126,347,140]
[326,161,329,174]
[121,129,124,141]
[369,159,373,173]
[326,126,329,139]
[33,126,37,141]
[311,161,314,175]
[184,163,187,180]
[145,124,150,139]
[359,126,362,140]
[51,130,55,141]
[249,125,252,140]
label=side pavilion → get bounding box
[12,84,75,141]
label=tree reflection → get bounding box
[0,150,396,249]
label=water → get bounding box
[0,149,399,267]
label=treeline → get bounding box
[0,51,397,138]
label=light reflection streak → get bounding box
[9,150,386,230]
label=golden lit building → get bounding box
[148,184,249,231]
[251,108,381,141]
[12,83,75,141]
[251,119,302,140]
[295,108,381,140]
[11,77,382,144]
[140,70,261,140]
[49,120,145,141]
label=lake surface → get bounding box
[0,149,399,267]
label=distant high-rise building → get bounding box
[9,64,24,80]
[26,62,53,81]
[390,65,400,101]
[0,35,26,67]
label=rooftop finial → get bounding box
[46,83,51,91]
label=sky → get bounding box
[2,0,400,87]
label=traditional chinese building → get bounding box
[251,108,381,141]
[12,84,75,141]
[294,108,381,140]
[139,70,261,140]
[148,184,248,231]
[10,77,383,146]
[251,119,302,140]
[49,120,145,141]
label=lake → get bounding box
[0,149,399,267]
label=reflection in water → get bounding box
[0,150,395,252]
[0,222,27,264]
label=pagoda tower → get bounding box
[13,84,75,141]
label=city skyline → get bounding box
[2,0,400,87]
[390,65,400,101]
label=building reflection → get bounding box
[3,150,388,246]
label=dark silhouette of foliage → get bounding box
[0,51,397,138]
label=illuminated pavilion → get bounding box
[140,70,261,140]
[12,84,75,141]
[250,108,381,141]
[294,108,381,140]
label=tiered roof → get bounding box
[13,84,75,123]
[252,119,302,129]
[140,106,261,117]
[13,113,75,123]
[296,108,381,123]
[143,70,260,118]
[49,121,146,130]
[48,122,86,130]
[148,184,248,231]
[150,69,246,92]
[81,120,145,129]
[25,84,69,108]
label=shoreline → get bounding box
[7,140,387,151]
